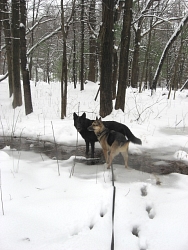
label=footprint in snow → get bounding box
[141,185,148,196]
[146,204,155,219]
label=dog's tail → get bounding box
[125,127,142,145]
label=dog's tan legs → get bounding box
[121,150,129,168]
[102,149,108,163]
[107,150,118,169]
[107,155,112,169]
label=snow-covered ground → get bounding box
[0,79,188,250]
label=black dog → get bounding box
[73,112,142,158]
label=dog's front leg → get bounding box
[107,152,113,169]
[91,141,95,158]
[85,140,89,157]
[105,150,112,169]
[102,149,108,164]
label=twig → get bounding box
[16,127,25,173]
[0,116,6,145]
[111,163,116,250]
[11,110,21,139]
[0,169,5,215]
[70,102,80,178]
[51,121,60,176]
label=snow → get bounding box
[0,79,188,250]
[20,23,25,28]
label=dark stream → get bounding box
[0,136,188,175]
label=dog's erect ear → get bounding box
[96,116,98,121]
[99,117,102,121]
[82,112,86,119]
[73,112,77,119]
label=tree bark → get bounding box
[72,7,77,88]
[88,0,96,83]
[0,1,2,74]
[112,48,118,99]
[61,0,67,119]
[12,0,22,108]
[115,0,132,111]
[131,22,141,88]
[99,0,114,118]
[2,0,13,97]
[20,0,33,115]
[80,0,84,90]
[60,0,75,118]
[61,40,67,119]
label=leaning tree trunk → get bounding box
[99,0,114,118]
[2,0,13,97]
[0,1,2,74]
[12,0,22,108]
[115,0,132,111]
[20,0,33,115]
[151,12,188,91]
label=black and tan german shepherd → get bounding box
[88,117,130,169]
[73,112,141,158]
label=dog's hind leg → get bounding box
[107,152,117,169]
[107,149,118,169]
[121,149,129,168]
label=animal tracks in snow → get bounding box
[70,206,107,237]
[132,225,148,250]
[132,225,139,237]
[140,184,148,196]
[131,184,156,250]
[140,184,156,219]
[146,203,155,219]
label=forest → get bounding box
[1,2,188,249]
[0,0,188,118]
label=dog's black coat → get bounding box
[73,112,142,158]
[107,130,129,147]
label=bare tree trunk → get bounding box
[112,48,118,99]
[112,0,124,100]
[61,0,75,118]
[0,1,2,75]
[99,0,114,118]
[61,0,67,119]
[88,0,96,83]
[131,21,141,88]
[139,17,152,92]
[61,40,67,119]
[2,0,13,97]
[151,12,188,91]
[20,0,33,115]
[46,46,50,84]
[168,41,183,99]
[72,7,77,88]
[115,0,132,111]
[12,0,22,108]
[80,0,85,90]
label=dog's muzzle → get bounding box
[87,125,94,131]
